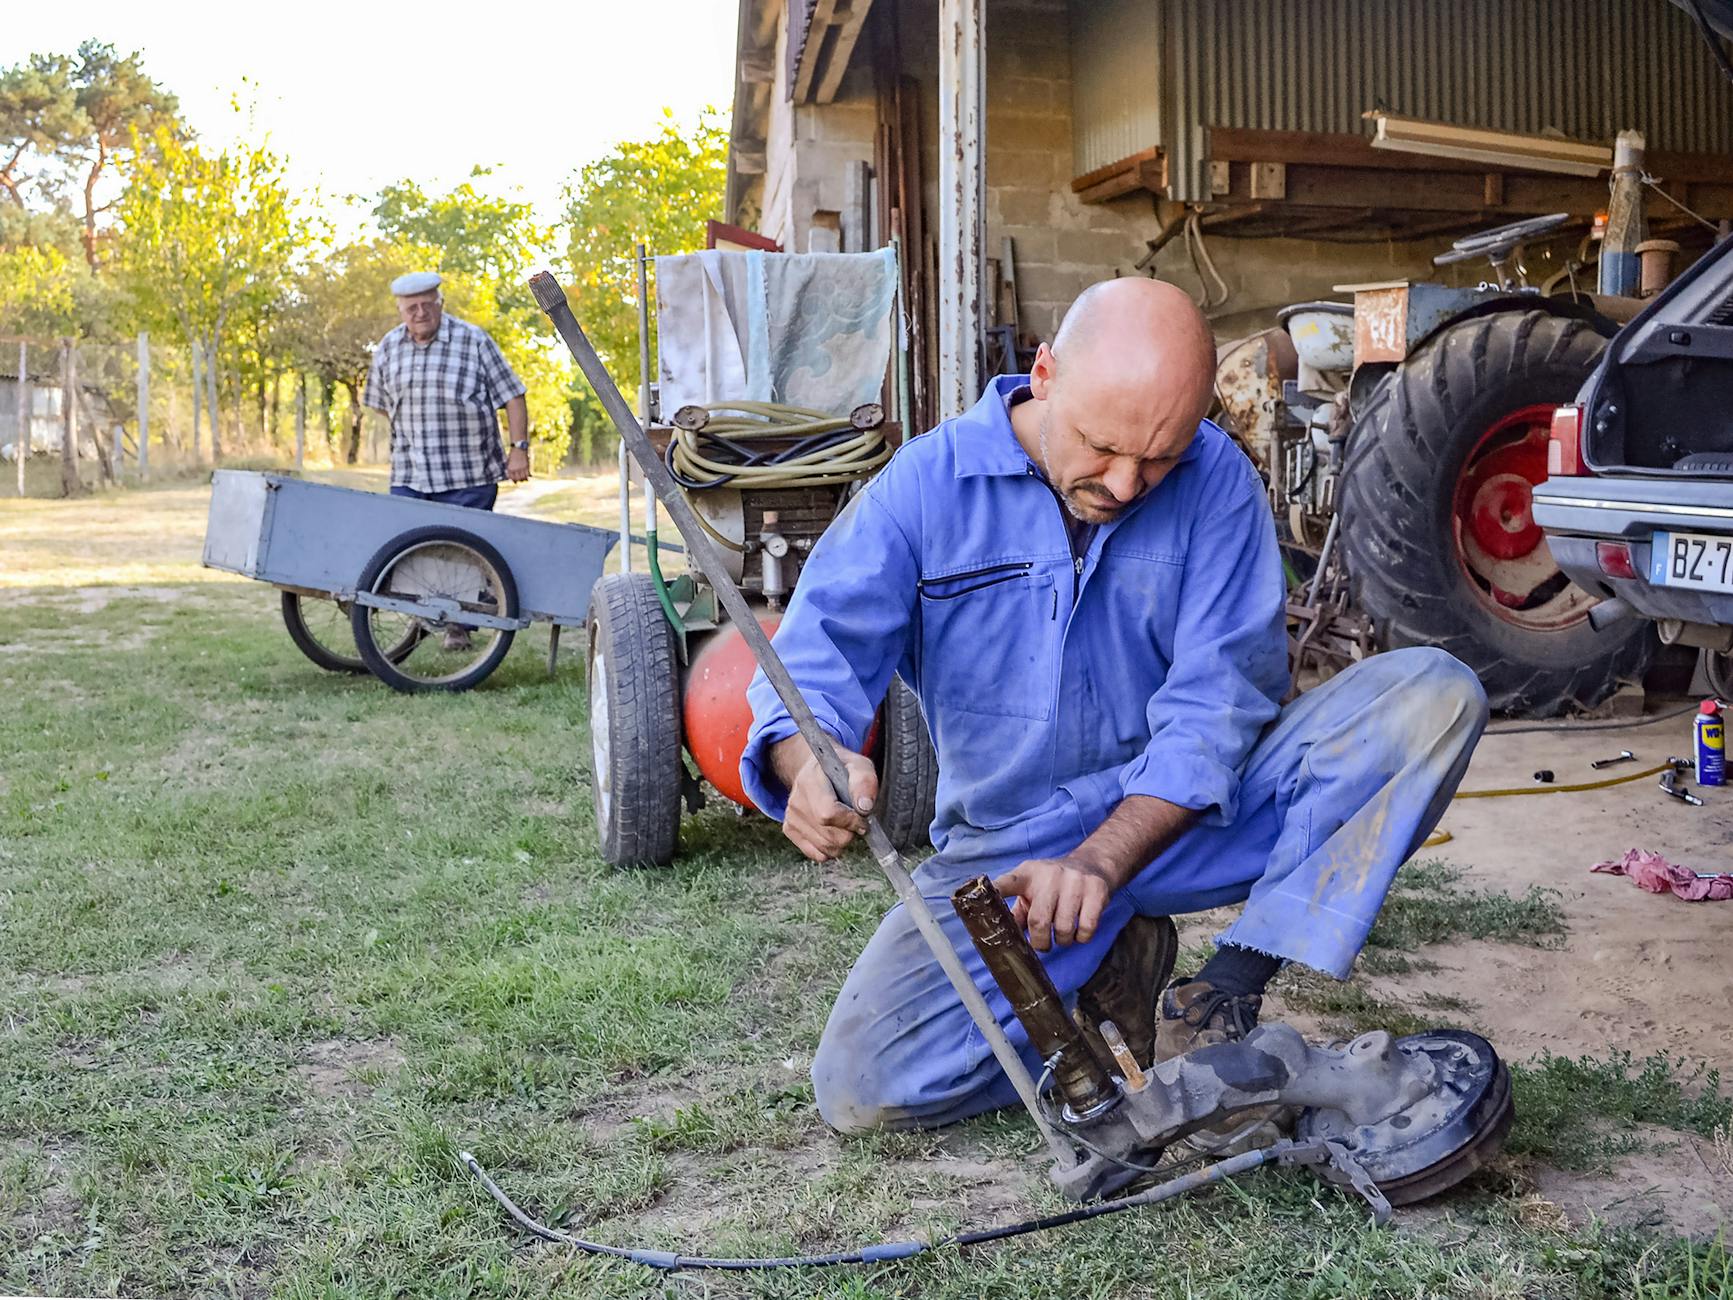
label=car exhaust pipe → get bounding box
[1587,597,1637,633]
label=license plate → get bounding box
[1652,531,1733,593]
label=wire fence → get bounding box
[1,333,395,498]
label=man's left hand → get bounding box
[991,855,1118,951]
[506,447,531,482]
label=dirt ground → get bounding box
[1281,707,1733,1236]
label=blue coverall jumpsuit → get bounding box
[741,375,1488,1132]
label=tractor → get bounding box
[1220,211,1678,715]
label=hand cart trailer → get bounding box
[202,469,616,693]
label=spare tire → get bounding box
[1339,310,1652,716]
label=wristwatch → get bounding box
[511,440,530,451]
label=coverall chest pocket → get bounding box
[917,562,1057,720]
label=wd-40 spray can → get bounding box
[1696,699,1724,787]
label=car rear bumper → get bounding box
[1534,475,1733,625]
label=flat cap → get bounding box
[390,271,442,296]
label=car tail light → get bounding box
[1596,541,1637,580]
[1548,405,1588,476]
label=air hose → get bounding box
[460,1146,1271,1273]
[666,401,892,493]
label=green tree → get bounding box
[562,107,728,418]
[371,170,568,457]
[280,239,418,463]
[0,242,76,336]
[0,53,81,209]
[114,124,300,459]
[65,41,179,269]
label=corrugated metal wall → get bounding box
[1071,0,1733,200]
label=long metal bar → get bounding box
[529,271,1071,1166]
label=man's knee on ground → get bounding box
[810,1029,918,1134]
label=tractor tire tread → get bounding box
[1338,310,1652,717]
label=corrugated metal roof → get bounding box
[1072,0,1733,199]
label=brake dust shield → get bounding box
[1295,1029,1514,1206]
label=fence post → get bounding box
[112,421,123,483]
[15,340,26,498]
[60,339,79,497]
[136,332,149,481]
[191,340,203,462]
[294,373,305,472]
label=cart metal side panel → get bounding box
[203,470,273,577]
[203,471,616,625]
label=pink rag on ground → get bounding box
[1590,849,1733,901]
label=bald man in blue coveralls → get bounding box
[740,278,1487,1138]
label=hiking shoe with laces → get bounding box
[1071,914,1178,1071]
[1155,978,1288,1157]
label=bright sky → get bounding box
[2,0,738,233]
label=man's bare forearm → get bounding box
[1070,795,1198,890]
[769,733,815,791]
[504,396,527,441]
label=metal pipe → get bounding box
[952,876,1120,1120]
[528,271,1074,1167]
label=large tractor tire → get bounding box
[873,675,937,854]
[587,572,683,867]
[1339,311,1652,716]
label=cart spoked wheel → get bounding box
[350,526,520,693]
[281,592,422,674]
[587,572,682,867]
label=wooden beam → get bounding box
[733,138,766,175]
[739,48,774,85]
[1074,155,1167,205]
[815,0,877,103]
[1070,146,1161,194]
[792,0,840,102]
[1249,161,1286,200]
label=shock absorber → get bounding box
[951,876,1120,1121]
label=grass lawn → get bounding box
[1,479,1729,1298]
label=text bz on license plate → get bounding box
[1653,531,1733,594]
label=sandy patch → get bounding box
[294,1037,407,1100]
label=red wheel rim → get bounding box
[1452,403,1596,631]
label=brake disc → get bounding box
[1295,1029,1513,1206]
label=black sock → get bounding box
[1194,944,1281,998]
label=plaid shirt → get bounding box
[363,313,527,493]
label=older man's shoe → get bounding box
[1155,977,1287,1155]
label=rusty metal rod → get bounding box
[953,876,1120,1119]
[527,270,1072,1167]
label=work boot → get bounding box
[1155,978,1289,1157]
[1153,978,1264,1062]
[1072,914,1178,1071]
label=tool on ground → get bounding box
[508,271,1517,1267]
[1660,758,1706,805]
[1589,749,1637,769]
[1533,769,1555,783]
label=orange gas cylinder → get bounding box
[682,616,880,811]
[682,617,781,809]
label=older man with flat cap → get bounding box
[741,278,1488,1151]
[364,271,530,511]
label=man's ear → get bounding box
[1028,342,1058,400]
